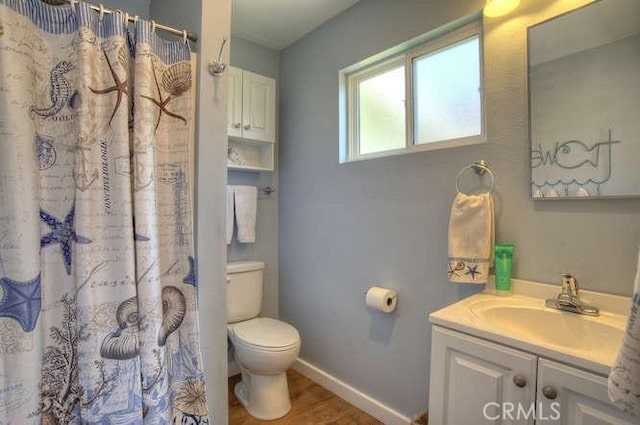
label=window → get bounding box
[350,58,406,156]
[341,21,484,162]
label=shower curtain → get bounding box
[0,0,210,423]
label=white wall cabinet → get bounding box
[429,326,637,425]
[228,66,275,142]
[227,66,276,171]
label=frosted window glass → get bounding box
[413,36,481,144]
[358,66,406,155]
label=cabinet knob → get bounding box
[243,124,251,130]
[542,386,558,400]
[233,123,242,129]
[513,375,527,388]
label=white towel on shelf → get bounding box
[226,186,235,244]
[608,247,640,417]
[447,192,494,284]
[234,185,258,243]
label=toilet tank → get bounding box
[226,261,265,323]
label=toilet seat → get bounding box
[230,318,300,352]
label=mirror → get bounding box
[528,0,640,199]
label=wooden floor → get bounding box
[228,369,383,424]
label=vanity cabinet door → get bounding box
[429,326,537,425]
[537,359,637,425]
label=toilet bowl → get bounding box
[226,261,301,420]
[228,317,300,419]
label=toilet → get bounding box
[226,261,301,420]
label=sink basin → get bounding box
[468,299,624,351]
[429,284,630,375]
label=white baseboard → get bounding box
[293,358,412,425]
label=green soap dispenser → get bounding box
[494,244,514,295]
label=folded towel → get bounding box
[226,186,235,244]
[608,247,640,417]
[234,186,258,243]
[447,192,494,284]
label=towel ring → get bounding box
[455,160,495,194]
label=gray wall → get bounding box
[278,0,640,418]
[149,0,203,52]
[230,36,279,79]
[101,0,150,18]
[228,36,280,319]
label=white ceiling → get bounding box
[231,0,360,51]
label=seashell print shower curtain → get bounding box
[0,0,210,423]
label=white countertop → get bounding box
[429,278,631,376]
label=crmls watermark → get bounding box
[483,402,561,421]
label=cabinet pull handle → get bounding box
[542,386,558,400]
[513,375,527,388]
[233,123,242,129]
[243,124,251,130]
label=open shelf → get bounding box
[227,138,274,172]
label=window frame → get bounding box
[341,20,485,163]
[347,55,407,161]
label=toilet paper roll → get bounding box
[365,286,398,313]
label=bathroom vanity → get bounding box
[428,279,636,424]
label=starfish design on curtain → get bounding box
[89,47,128,126]
[140,62,187,132]
[0,274,42,332]
[40,205,92,276]
[182,256,197,287]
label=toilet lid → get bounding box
[232,318,299,349]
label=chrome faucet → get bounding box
[545,273,599,316]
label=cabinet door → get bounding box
[241,69,275,143]
[227,66,243,138]
[537,359,638,425]
[429,327,537,425]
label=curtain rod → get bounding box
[54,0,198,42]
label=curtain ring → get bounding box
[182,30,188,43]
[133,15,139,24]
[98,3,105,20]
[151,20,156,33]
[69,0,78,10]
[115,9,126,26]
